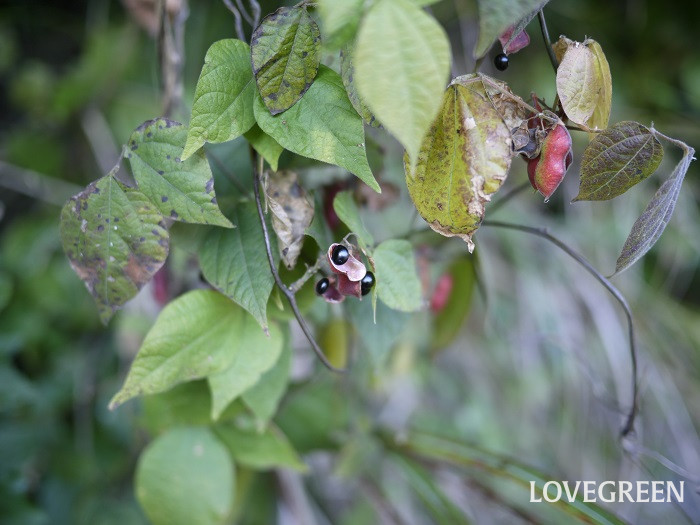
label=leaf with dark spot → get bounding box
[59,174,169,323]
[251,6,320,115]
[405,74,513,252]
[127,118,233,228]
[574,121,663,201]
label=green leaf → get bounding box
[244,124,283,171]
[207,321,284,420]
[59,174,169,323]
[373,239,422,312]
[406,75,512,252]
[182,39,256,160]
[215,423,307,472]
[241,339,291,425]
[615,140,695,275]
[587,40,612,130]
[354,0,450,162]
[251,6,320,115]
[333,190,374,250]
[318,0,364,51]
[473,0,549,59]
[346,298,409,369]
[199,201,275,331]
[399,431,628,525]
[136,427,234,525]
[126,118,233,227]
[254,65,380,192]
[340,45,380,128]
[574,121,664,201]
[109,290,256,408]
[431,256,475,350]
[140,381,214,434]
[555,37,612,130]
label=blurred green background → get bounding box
[1,0,699,523]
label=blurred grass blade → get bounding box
[390,431,628,525]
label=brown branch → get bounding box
[251,151,346,372]
[482,220,638,437]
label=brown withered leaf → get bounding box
[264,170,314,269]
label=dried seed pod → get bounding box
[327,243,366,282]
[527,123,573,201]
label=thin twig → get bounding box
[234,0,254,25]
[222,0,246,41]
[289,257,322,293]
[251,151,346,372]
[158,0,188,118]
[538,10,559,73]
[482,220,638,437]
[248,0,261,28]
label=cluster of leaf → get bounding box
[53,0,696,522]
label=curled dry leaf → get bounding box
[405,74,515,252]
[320,276,345,303]
[264,170,314,269]
[336,273,362,298]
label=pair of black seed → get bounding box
[316,245,375,296]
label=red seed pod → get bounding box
[527,123,573,201]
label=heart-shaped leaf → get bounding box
[574,121,663,201]
[60,174,169,323]
[207,321,284,420]
[182,39,256,160]
[251,6,320,115]
[254,65,379,192]
[354,0,450,163]
[555,37,612,130]
[109,290,256,408]
[126,118,233,227]
[241,340,291,425]
[199,201,276,332]
[405,75,513,252]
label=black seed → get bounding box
[315,277,329,295]
[494,53,509,71]
[360,271,375,296]
[331,245,349,266]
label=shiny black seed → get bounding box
[316,278,330,295]
[331,245,350,266]
[494,53,509,71]
[360,271,375,296]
